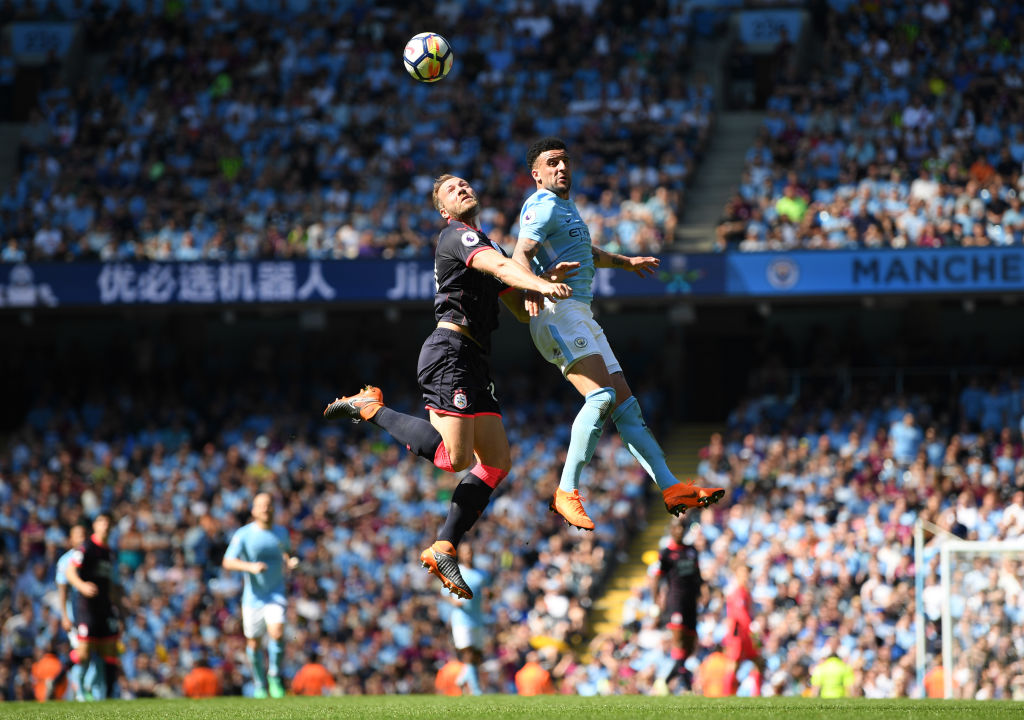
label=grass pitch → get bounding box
[0,696,1019,720]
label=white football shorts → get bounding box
[242,602,286,639]
[529,298,621,376]
[452,624,484,651]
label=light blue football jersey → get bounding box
[55,548,78,621]
[445,567,487,629]
[519,189,596,303]
[224,522,290,608]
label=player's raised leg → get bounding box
[324,386,471,473]
[606,371,724,515]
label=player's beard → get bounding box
[452,199,481,225]
[547,175,571,196]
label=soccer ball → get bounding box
[403,32,453,83]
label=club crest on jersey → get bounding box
[453,390,468,410]
[574,337,588,349]
[461,231,480,247]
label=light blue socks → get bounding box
[612,396,677,490]
[457,662,482,695]
[247,644,266,689]
[83,655,106,700]
[559,387,616,492]
[69,661,83,700]
[268,637,284,679]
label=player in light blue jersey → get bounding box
[442,544,489,695]
[56,523,87,701]
[514,137,726,531]
[222,493,299,699]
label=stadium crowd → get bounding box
[593,374,1024,699]
[0,0,710,264]
[2,317,1024,699]
[0,331,663,700]
[718,0,1024,251]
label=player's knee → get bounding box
[448,450,474,473]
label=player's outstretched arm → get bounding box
[591,245,660,277]
[468,247,571,299]
[222,556,266,575]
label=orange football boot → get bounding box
[550,488,595,531]
[323,385,384,422]
[420,541,473,599]
[662,480,725,516]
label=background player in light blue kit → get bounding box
[513,137,726,532]
[222,492,299,699]
[55,523,88,701]
[441,544,489,695]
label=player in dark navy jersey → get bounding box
[324,174,575,599]
[652,519,704,689]
[65,513,123,700]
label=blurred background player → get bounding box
[64,513,123,700]
[723,564,763,696]
[442,544,489,695]
[652,518,704,691]
[512,137,725,532]
[55,523,87,701]
[324,175,574,599]
[221,493,299,699]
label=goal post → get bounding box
[915,519,1024,699]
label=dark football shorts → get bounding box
[75,600,119,642]
[417,328,501,417]
[665,592,698,633]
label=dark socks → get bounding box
[438,473,494,546]
[370,407,447,465]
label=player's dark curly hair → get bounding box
[526,137,567,170]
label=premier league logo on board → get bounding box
[766,258,799,290]
[453,390,468,410]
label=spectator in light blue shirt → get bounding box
[889,413,921,465]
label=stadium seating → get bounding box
[598,379,1024,699]
[0,351,658,698]
[0,1,712,262]
[718,1,1024,251]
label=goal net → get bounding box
[915,523,1024,700]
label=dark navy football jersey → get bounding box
[658,542,702,598]
[432,221,513,353]
[71,535,115,602]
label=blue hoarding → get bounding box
[2,249,1022,309]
